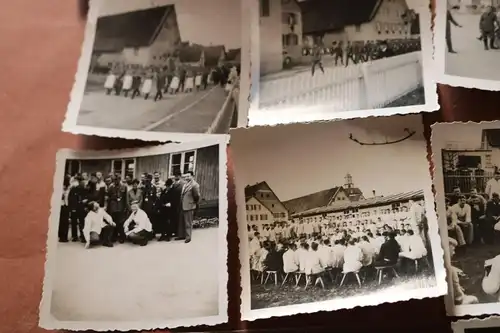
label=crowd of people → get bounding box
[100,62,240,101]
[59,170,201,248]
[307,38,421,76]
[445,172,500,305]
[248,200,431,290]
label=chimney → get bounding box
[372,190,376,197]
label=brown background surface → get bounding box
[1,0,499,332]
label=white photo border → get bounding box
[246,0,438,127]
[434,0,500,91]
[452,316,500,333]
[432,121,500,317]
[39,135,229,331]
[62,0,239,142]
[235,116,447,321]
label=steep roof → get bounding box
[204,45,226,67]
[283,187,340,215]
[245,181,288,214]
[300,0,382,35]
[294,189,424,217]
[344,187,364,202]
[94,5,174,53]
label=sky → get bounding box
[98,0,242,49]
[231,115,430,201]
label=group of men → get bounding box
[445,172,500,305]
[446,5,500,53]
[101,62,239,101]
[445,171,500,248]
[308,38,421,76]
[59,170,201,248]
[248,200,430,288]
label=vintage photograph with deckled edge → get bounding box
[246,0,438,127]
[63,0,242,142]
[432,121,500,318]
[452,316,500,333]
[434,0,500,91]
[232,114,446,321]
[39,137,229,331]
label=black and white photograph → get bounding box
[231,114,446,320]
[247,0,437,127]
[432,122,500,317]
[39,137,228,331]
[435,0,500,90]
[64,0,243,141]
[452,316,500,333]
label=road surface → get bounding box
[446,11,500,81]
[77,84,229,134]
[50,227,220,322]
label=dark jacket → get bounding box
[107,183,128,213]
[378,238,401,265]
[141,184,157,214]
[480,11,498,33]
[68,186,88,212]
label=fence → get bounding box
[258,51,423,111]
[207,79,239,134]
[443,171,494,195]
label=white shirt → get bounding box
[283,249,299,273]
[330,244,346,268]
[358,240,375,266]
[486,178,500,199]
[407,234,427,258]
[305,250,324,275]
[249,237,261,256]
[343,245,363,273]
[450,203,472,224]
[297,248,308,272]
[83,209,113,241]
[318,245,332,268]
[124,208,152,234]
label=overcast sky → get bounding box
[231,115,429,201]
[98,0,241,49]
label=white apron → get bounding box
[122,75,133,90]
[141,78,153,94]
[185,77,194,90]
[104,74,116,89]
[195,75,202,87]
[169,76,180,90]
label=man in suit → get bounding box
[171,172,185,240]
[107,174,128,243]
[158,178,175,241]
[179,171,200,243]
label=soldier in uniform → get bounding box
[141,174,158,237]
[68,175,89,243]
[107,174,128,243]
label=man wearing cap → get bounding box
[124,200,153,246]
[486,171,500,200]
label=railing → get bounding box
[207,79,239,134]
[258,51,422,111]
[443,171,495,195]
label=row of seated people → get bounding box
[249,227,429,289]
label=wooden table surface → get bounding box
[2,0,500,332]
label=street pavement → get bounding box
[77,85,228,134]
[446,11,500,81]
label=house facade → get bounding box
[64,145,220,215]
[292,189,424,223]
[94,5,181,69]
[245,181,289,225]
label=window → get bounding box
[246,204,249,211]
[391,203,401,210]
[249,215,254,221]
[355,24,361,32]
[261,214,268,220]
[111,158,136,179]
[272,204,275,208]
[169,150,196,177]
[65,160,82,176]
[260,0,270,17]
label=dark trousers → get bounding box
[110,211,126,242]
[178,210,194,241]
[130,88,140,99]
[70,210,85,240]
[154,90,163,101]
[58,205,69,241]
[334,54,343,66]
[129,230,150,246]
[480,217,496,244]
[345,53,357,66]
[482,31,495,49]
[89,225,114,246]
[311,60,324,76]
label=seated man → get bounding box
[450,195,473,244]
[375,232,401,267]
[123,200,153,246]
[83,201,116,249]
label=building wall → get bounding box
[246,196,274,225]
[75,145,219,202]
[251,185,289,222]
[328,188,351,205]
[259,0,285,74]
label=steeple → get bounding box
[344,173,353,189]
